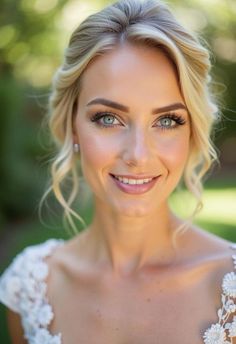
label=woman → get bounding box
[0,0,235,343]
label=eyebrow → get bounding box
[86,98,188,114]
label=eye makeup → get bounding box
[89,111,186,130]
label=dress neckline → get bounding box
[35,239,236,344]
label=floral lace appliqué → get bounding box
[203,244,236,344]
[0,239,64,344]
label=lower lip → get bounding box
[110,174,160,195]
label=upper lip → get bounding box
[110,173,159,179]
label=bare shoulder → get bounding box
[45,231,96,293]
[46,231,93,274]
[179,224,236,278]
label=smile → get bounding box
[113,175,154,185]
[110,174,160,194]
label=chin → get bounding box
[112,201,158,218]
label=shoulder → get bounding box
[180,225,236,299]
[176,225,235,294]
[180,224,235,264]
[0,238,64,343]
[0,238,64,313]
[186,228,236,342]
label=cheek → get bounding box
[77,127,118,169]
[157,132,190,171]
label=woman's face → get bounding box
[74,43,191,217]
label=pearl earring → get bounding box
[73,143,80,153]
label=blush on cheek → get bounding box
[79,133,118,171]
[157,136,190,170]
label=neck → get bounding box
[82,201,180,277]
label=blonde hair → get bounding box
[43,0,219,238]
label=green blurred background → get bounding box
[0,0,235,341]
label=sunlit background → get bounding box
[0,0,235,340]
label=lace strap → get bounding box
[0,239,64,344]
[203,244,236,343]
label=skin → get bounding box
[73,43,191,275]
[7,43,236,344]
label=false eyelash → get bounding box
[90,112,122,128]
[90,112,115,122]
[156,113,186,126]
[90,111,186,129]
[158,113,186,124]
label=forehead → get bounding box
[79,43,183,107]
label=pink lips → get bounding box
[110,174,160,195]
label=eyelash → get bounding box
[90,111,186,130]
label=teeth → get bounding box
[114,175,153,185]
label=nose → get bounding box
[122,126,154,167]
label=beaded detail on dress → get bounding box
[203,243,236,344]
[0,239,64,344]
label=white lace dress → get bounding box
[0,239,236,344]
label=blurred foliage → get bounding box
[0,0,235,227]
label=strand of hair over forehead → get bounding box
[43,0,219,244]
